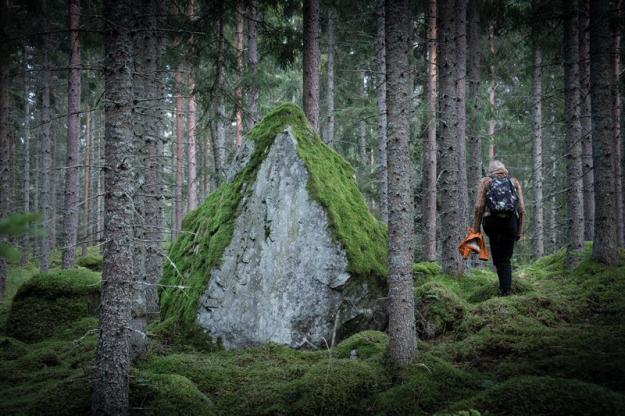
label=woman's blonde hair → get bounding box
[488,159,507,174]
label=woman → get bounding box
[473,160,525,296]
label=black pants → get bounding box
[483,214,518,295]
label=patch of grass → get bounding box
[159,103,387,343]
[5,269,100,341]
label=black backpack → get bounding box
[486,175,518,215]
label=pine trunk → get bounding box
[467,0,481,208]
[20,46,32,265]
[91,0,134,413]
[174,64,185,238]
[325,7,336,147]
[438,0,466,275]
[386,0,417,366]
[187,71,198,211]
[612,0,624,246]
[422,0,437,260]
[531,28,544,258]
[579,0,594,240]
[488,23,496,160]
[358,69,368,166]
[0,23,9,300]
[376,0,388,224]
[81,111,91,257]
[590,0,619,264]
[455,0,468,226]
[39,12,52,273]
[303,0,320,132]
[235,0,244,146]
[62,0,81,268]
[563,0,585,268]
[213,16,226,183]
[246,0,259,130]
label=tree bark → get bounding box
[39,6,52,273]
[531,26,544,258]
[187,70,198,211]
[386,0,417,366]
[62,0,82,268]
[235,0,244,146]
[376,0,388,224]
[174,64,185,238]
[246,0,259,130]
[325,6,336,147]
[579,0,594,241]
[488,22,496,161]
[358,69,368,166]
[422,0,437,260]
[455,0,468,226]
[20,45,32,266]
[91,0,134,413]
[303,0,320,132]
[81,111,91,257]
[213,16,226,183]
[438,0,466,275]
[467,0,481,209]
[590,0,619,264]
[0,9,9,299]
[563,0,585,268]
[612,0,624,246]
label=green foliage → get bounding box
[76,254,102,272]
[0,212,41,263]
[5,269,100,341]
[159,104,387,342]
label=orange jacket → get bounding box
[458,228,489,261]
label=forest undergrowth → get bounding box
[1,245,624,415]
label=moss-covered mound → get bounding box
[5,269,100,341]
[159,104,387,341]
[76,254,102,272]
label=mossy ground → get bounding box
[2,244,624,415]
[158,104,387,342]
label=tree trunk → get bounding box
[303,0,320,132]
[213,16,226,183]
[39,9,52,273]
[62,0,82,268]
[579,0,594,241]
[187,71,198,211]
[590,0,619,264]
[144,0,165,322]
[488,22,496,161]
[531,27,544,259]
[376,0,388,224]
[358,69,368,166]
[246,0,259,130]
[91,0,134,413]
[467,0,481,209]
[422,0,437,260]
[0,16,9,300]
[455,0,468,226]
[438,0,466,275]
[174,64,185,238]
[563,0,585,268]
[235,0,244,146]
[612,0,624,246]
[20,46,32,266]
[385,0,416,366]
[325,6,336,147]
[549,107,558,253]
[81,111,92,257]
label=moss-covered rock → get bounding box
[159,104,388,348]
[76,254,103,272]
[414,281,466,339]
[446,375,625,416]
[5,269,100,341]
[335,330,388,360]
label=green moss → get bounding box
[131,371,217,415]
[335,330,388,360]
[466,278,534,303]
[5,269,100,341]
[446,376,625,416]
[413,261,442,280]
[414,281,467,339]
[0,263,37,331]
[76,254,103,272]
[374,353,482,415]
[159,104,387,341]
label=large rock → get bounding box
[160,104,387,349]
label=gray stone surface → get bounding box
[196,128,385,349]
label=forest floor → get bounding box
[1,246,624,415]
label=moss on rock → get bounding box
[414,281,466,339]
[335,330,388,360]
[5,269,100,341]
[76,254,103,272]
[159,104,387,342]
